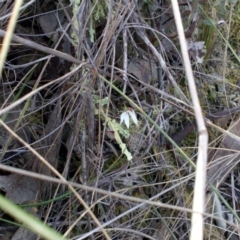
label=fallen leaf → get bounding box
[0,174,38,204]
[128,59,158,83]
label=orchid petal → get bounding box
[120,111,130,128]
[127,109,138,126]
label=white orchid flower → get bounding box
[120,109,138,129]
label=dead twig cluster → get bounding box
[0,1,239,240]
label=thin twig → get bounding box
[0,0,24,79]
[171,1,208,239]
[123,28,128,94]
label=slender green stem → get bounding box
[0,194,68,240]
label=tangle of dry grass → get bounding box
[0,1,239,240]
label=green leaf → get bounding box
[201,19,214,26]
[99,97,109,106]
